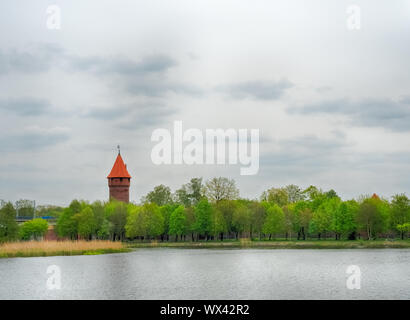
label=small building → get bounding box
[107,149,131,203]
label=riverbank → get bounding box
[127,239,410,249]
[0,240,130,258]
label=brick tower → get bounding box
[107,148,131,203]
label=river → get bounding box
[0,249,409,299]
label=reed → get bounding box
[0,240,129,258]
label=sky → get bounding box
[0,0,410,206]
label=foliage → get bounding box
[0,202,19,241]
[19,218,48,240]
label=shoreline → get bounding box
[127,239,410,250]
[1,239,409,259]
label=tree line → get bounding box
[55,177,409,241]
[1,177,409,242]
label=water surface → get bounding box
[0,249,409,299]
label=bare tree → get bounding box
[203,177,239,203]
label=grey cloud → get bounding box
[0,129,69,152]
[0,43,202,98]
[0,43,176,77]
[289,98,410,132]
[126,79,202,97]
[0,43,63,74]
[68,54,177,76]
[83,103,175,129]
[218,79,293,100]
[0,98,50,116]
[260,134,347,170]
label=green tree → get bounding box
[211,207,227,240]
[175,178,203,206]
[261,187,288,207]
[262,204,285,239]
[169,205,187,241]
[19,218,48,240]
[91,201,106,239]
[194,198,213,240]
[77,207,96,240]
[146,203,165,239]
[125,205,144,239]
[391,194,410,239]
[0,202,19,241]
[56,207,78,239]
[160,204,179,241]
[232,202,251,239]
[105,201,128,241]
[125,203,164,240]
[143,185,173,206]
[249,201,267,240]
[291,201,312,240]
[357,197,390,240]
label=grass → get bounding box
[127,239,410,249]
[0,240,130,258]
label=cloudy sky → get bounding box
[1,0,410,206]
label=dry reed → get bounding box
[0,240,127,258]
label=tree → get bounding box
[125,205,144,239]
[194,198,213,240]
[215,200,236,238]
[391,194,410,239]
[284,185,305,203]
[160,204,179,241]
[77,207,96,240]
[105,201,128,241]
[19,218,48,240]
[175,178,203,206]
[282,205,295,240]
[357,197,390,240]
[325,189,339,199]
[0,202,19,241]
[303,185,322,200]
[211,208,227,240]
[249,201,267,240]
[36,205,63,218]
[169,205,187,241]
[232,202,251,239]
[56,207,78,239]
[143,185,173,206]
[15,199,35,218]
[261,187,288,207]
[291,201,312,240]
[203,177,239,203]
[262,204,285,239]
[146,203,164,239]
[185,207,196,241]
[91,201,106,239]
[125,203,164,240]
[333,200,359,240]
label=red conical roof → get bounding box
[107,154,131,178]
